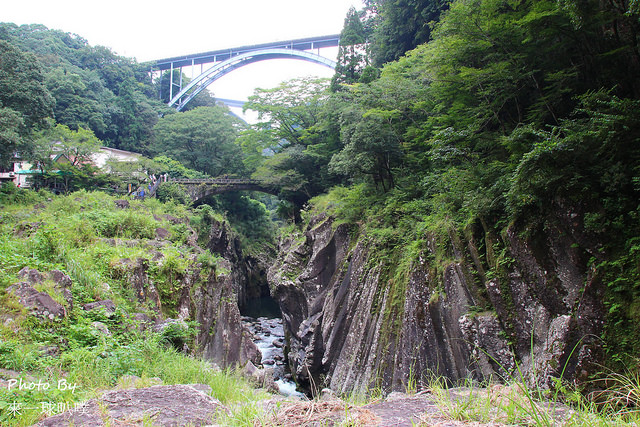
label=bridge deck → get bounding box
[150,34,340,70]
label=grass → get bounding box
[0,332,265,426]
[425,372,640,426]
[0,190,267,426]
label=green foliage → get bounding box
[0,183,48,206]
[155,182,193,206]
[243,77,343,209]
[79,209,157,239]
[0,329,261,426]
[0,23,172,151]
[158,320,198,350]
[189,203,224,236]
[34,123,102,167]
[149,247,189,316]
[151,155,209,179]
[300,0,640,375]
[244,77,330,147]
[329,105,403,191]
[331,7,371,90]
[1,0,640,417]
[0,38,54,166]
[0,190,262,426]
[205,193,276,256]
[151,106,244,177]
[236,128,275,175]
[367,0,450,67]
[509,91,640,220]
[308,184,376,227]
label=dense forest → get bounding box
[1,0,640,421]
[243,0,640,368]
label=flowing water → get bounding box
[241,297,303,397]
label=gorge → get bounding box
[187,195,604,397]
[1,0,639,423]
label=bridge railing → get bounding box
[168,178,265,185]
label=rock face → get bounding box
[6,219,263,371]
[167,218,263,367]
[205,218,273,308]
[269,207,604,395]
[190,257,262,367]
[100,217,263,368]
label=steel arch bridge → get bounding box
[149,35,339,112]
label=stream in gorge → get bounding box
[240,296,303,397]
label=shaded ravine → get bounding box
[241,297,303,397]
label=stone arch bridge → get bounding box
[163,178,279,202]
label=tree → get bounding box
[108,80,166,153]
[0,23,173,152]
[236,127,277,175]
[329,106,403,191]
[331,7,371,91]
[38,124,102,166]
[27,123,104,193]
[243,78,342,208]
[0,39,53,166]
[151,106,244,177]
[244,77,330,147]
[368,0,449,67]
[45,67,108,134]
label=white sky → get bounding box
[3,0,363,119]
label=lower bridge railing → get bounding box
[168,178,264,185]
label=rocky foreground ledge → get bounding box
[34,381,575,426]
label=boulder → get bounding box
[114,199,130,209]
[50,270,72,288]
[50,270,74,310]
[7,283,66,320]
[117,374,163,389]
[91,321,111,336]
[17,267,44,284]
[129,312,154,331]
[35,384,228,426]
[243,361,279,393]
[82,300,116,315]
[155,227,170,239]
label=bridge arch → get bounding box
[192,183,280,202]
[166,179,280,202]
[168,48,336,111]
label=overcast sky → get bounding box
[3,0,363,117]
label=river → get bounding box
[240,297,303,397]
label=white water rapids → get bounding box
[242,316,303,397]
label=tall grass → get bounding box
[426,362,640,425]
[0,191,266,426]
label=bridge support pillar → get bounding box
[170,62,174,100]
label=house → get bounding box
[0,153,30,187]
[91,147,141,170]
[1,147,141,188]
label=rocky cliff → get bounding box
[268,205,604,395]
[177,217,266,367]
[115,216,267,367]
